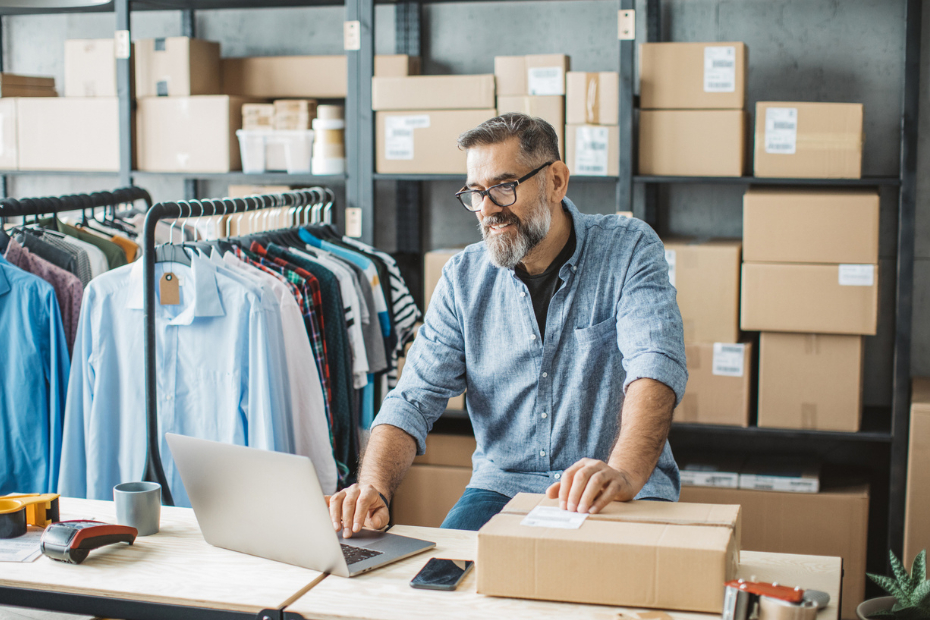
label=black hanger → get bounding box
[153,203,192,267]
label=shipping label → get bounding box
[574,126,610,176]
[712,343,746,377]
[764,107,798,154]
[664,249,677,287]
[528,66,564,96]
[384,115,430,161]
[838,264,875,286]
[520,506,588,529]
[704,46,737,92]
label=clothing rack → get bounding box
[0,186,153,219]
[142,189,337,506]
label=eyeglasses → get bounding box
[454,161,554,212]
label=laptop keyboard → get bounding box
[341,544,384,565]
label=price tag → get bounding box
[838,264,874,286]
[346,207,363,238]
[159,273,180,305]
[704,46,736,92]
[712,343,746,377]
[764,107,798,155]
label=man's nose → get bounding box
[478,194,502,219]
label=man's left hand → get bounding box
[545,458,638,514]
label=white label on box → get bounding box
[574,126,609,176]
[527,66,564,96]
[521,506,588,529]
[712,343,746,377]
[114,30,131,60]
[740,474,819,494]
[384,115,430,160]
[680,470,740,488]
[704,46,737,92]
[839,264,875,286]
[764,107,798,155]
[664,249,676,287]
[346,207,363,238]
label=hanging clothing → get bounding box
[39,218,127,271]
[18,229,93,287]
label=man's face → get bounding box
[465,138,552,270]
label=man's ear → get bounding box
[548,161,571,202]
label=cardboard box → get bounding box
[242,103,275,130]
[0,73,56,97]
[376,109,496,174]
[0,98,18,169]
[273,99,317,131]
[226,184,291,199]
[135,37,220,97]
[494,54,570,97]
[424,248,460,309]
[17,97,119,171]
[64,39,118,97]
[743,188,880,264]
[905,378,930,568]
[566,71,619,125]
[479,494,740,612]
[674,341,752,427]
[137,96,260,173]
[754,102,863,179]
[640,42,747,110]
[681,484,869,620]
[678,453,744,488]
[496,95,564,158]
[639,110,746,176]
[565,124,619,176]
[741,263,878,335]
[222,55,346,98]
[662,238,742,343]
[392,464,471,527]
[397,317,465,412]
[374,54,420,77]
[414,433,476,468]
[372,75,495,111]
[739,456,821,493]
[758,332,863,432]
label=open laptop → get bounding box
[165,433,435,577]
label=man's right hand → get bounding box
[328,483,390,538]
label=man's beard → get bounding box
[479,194,552,270]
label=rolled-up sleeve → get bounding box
[615,233,688,405]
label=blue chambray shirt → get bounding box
[374,198,687,501]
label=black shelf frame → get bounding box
[634,175,902,187]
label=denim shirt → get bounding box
[373,198,687,501]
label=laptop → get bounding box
[165,433,435,577]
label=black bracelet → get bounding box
[378,492,393,530]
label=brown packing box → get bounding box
[376,109,497,174]
[681,484,869,620]
[392,464,471,527]
[639,110,747,176]
[565,71,619,125]
[674,341,753,427]
[480,494,740,612]
[135,37,220,97]
[397,319,465,412]
[227,185,291,199]
[424,248,460,309]
[905,378,930,568]
[494,54,570,97]
[0,99,17,169]
[743,188,880,264]
[662,238,742,343]
[64,39,118,97]
[565,124,619,176]
[374,54,420,77]
[17,97,120,171]
[0,73,56,97]
[242,103,275,130]
[222,55,346,99]
[372,75,495,111]
[740,262,878,335]
[758,332,863,432]
[414,433,476,468]
[137,96,261,173]
[754,102,863,179]
[496,96,564,158]
[640,42,747,110]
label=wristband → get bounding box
[378,492,393,530]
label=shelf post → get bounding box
[394,2,423,256]
[115,0,132,188]
[346,0,375,244]
[618,0,635,218]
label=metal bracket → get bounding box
[344,21,361,51]
[115,30,131,59]
[618,10,635,40]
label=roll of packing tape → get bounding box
[316,105,345,120]
[313,142,346,159]
[312,158,346,175]
[312,118,346,130]
[0,499,27,539]
[759,595,818,620]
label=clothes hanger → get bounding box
[153,203,192,267]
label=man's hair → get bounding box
[457,112,561,167]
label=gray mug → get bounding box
[114,481,161,536]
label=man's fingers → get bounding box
[329,490,346,531]
[366,501,390,531]
[589,481,623,515]
[577,470,609,514]
[566,463,600,512]
[341,487,361,538]
[545,481,561,499]
[355,488,382,532]
[558,462,585,509]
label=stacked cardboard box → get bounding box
[905,378,930,568]
[392,433,476,527]
[639,42,748,177]
[741,188,879,432]
[564,71,619,176]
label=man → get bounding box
[330,113,686,537]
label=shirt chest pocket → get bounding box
[574,316,617,347]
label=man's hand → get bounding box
[545,458,637,514]
[328,483,389,538]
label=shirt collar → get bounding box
[560,197,586,271]
[2,237,25,268]
[126,253,225,323]
[0,255,11,297]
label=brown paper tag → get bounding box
[159,273,180,305]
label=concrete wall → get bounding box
[2,0,925,405]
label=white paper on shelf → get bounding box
[839,264,875,286]
[384,115,430,161]
[574,126,610,176]
[704,46,737,92]
[764,107,798,155]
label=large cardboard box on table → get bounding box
[662,238,742,344]
[17,98,120,171]
[135,37,220,97]
[137,96,261,173]
[743,188,880,264]
[681,484,869,620]
[754,102,863,179]
[0,98,18,169]
[639,110,746,177]
[565,71,619,125]
[640,42,747,110]
[905,378,930,567]
[372,75,495,111]
[494,54,570,96]
[65,38,121,97]
[674,341,752,427]
[740,262,878,335]
[478,494,740,612]
[565,124,619,176]
[497,95,564,158]
[376,109,496,174]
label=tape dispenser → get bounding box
[723,579,831,620]
[0,493,61,539]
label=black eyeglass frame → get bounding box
[454,161,555,212]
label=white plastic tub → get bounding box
[236,129,314,174]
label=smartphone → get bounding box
[409,558,475,591]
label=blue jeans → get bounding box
[440,488,511,531]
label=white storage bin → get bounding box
[236,129,269,174]
[236,129,314,174]
[267,130,315,174]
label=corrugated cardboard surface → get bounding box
[674,341,752,427]
[640,42,747,110]
[754,101,863,179]
[496,95,564,158]
[424,248,460,310]
[135,37,220,98]
[741,262,878,335]
[905,378,930,567]
[64,39,118,98]
[743,188,880,264]
[372,75,495,111]
[391,464,471,528]
[494,54,569,96]
[0,98,17,169]
[565,123,619,176]
[413,433,476,467]
[758,332,862,432]
[373,54,420,77]
[681,484,869,620]
[376,109,496,174]
[662,238,742,344]
[639,110,746,176]
[566,71,619,125]
[18,97,120,171]
[222,55,347,98]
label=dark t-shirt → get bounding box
[515,222,576,342]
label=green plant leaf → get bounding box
[869,609,895,618]
[871,573,910,602]
[912,579,930,607]
[891,551,913,594]
[912,550,927,591]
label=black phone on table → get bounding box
[409,558,475,591]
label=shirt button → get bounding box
[555,473,561,480]
[541,412,548,419]
[540,450,546,457]
[530,334,536,341]
[542,372,548,378]
[520,292,526,297]
[572,265,577,272]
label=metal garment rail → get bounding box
[0,186,152,219]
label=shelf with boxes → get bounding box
[634,175,901,186]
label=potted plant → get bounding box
[859,550,930,619]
